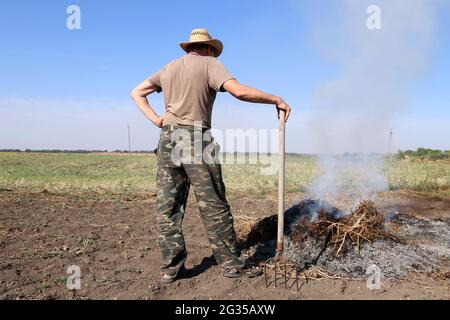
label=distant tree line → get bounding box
[397,148,450,160]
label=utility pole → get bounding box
[127,124,131,153]
[388,128,393,156]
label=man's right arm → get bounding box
[130,80,164,128]
[222,79,291,122]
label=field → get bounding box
[0,153,449,299]
[1,152,449,198]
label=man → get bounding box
[131,28,291,283]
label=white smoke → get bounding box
[309,154,388,201]
[305,0,443,200]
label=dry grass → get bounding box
[300,266,344,281]
[233,215,260,243]
[327,200,396,255]
[292,200,397,256]
[237,199,398,257]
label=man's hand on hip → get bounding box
[154,116,164,128]
[131,80,164,127]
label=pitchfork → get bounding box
[263,109,301,290]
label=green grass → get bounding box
[0,153,156,196]
[0,152,448,198]
[385,158,450,195]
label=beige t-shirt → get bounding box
[147,52,234,128]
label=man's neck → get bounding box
[189,50,211,57]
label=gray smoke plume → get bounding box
[309,154,388,204]
[305,0,442,201]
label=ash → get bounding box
[246,199,449,279]
[284,237,441,279]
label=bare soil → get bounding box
[0,190,449,300]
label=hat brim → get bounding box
[179,39,223,57]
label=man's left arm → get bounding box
[130,80,164,128]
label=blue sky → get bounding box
[0,0,449,152]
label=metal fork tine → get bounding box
[284,261,288,289]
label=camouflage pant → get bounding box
[156,125,245,276]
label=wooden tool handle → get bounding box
[277,110,286,254]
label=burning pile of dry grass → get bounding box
[327,200,398,255]
[291,200,397,256]
[237,199,447,280]
[236,199,399,260]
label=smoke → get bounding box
[309,154,388,203]
[305,0,442,201]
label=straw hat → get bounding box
[179,28,223,57]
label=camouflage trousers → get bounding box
[155,124,245,276]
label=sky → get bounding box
[0,0,449,153]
